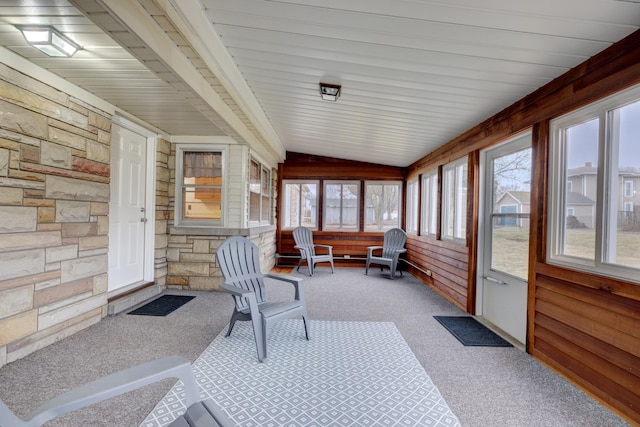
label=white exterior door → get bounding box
[478,133,532,345]
[108,124,148,292]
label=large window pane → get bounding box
[442,158,467,242]
[490,147,532,281]
[406,179,418,234]
[606,99,640,269]
[282,181,318,229]
[365,182,401,231]
[421,172,438,236]
[324,181,359,231]
[563,118,599,260]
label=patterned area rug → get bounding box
[140,320,461,427]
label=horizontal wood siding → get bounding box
[406,236,468,309]
[533,265,640,423]
[282,152,405,180]
[278,231,382,262]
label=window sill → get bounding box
[170,224,275,237]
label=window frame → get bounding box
[441,157,468,244]
[323,180,361,231]
[364,181,402,232]
[281,180,319,230]
[174,144,226,227]
[548,83,640,283]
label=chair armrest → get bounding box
[265,273,303,286]
[219,282,256,297]
[313,244,333,255]
[367,246,383,256]
[265,274,305,301]
[25,356,200,427]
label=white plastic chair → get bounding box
[0,356,234,427]
[292,226,335,276]
[365,228,407,279]
[216,236,310,362]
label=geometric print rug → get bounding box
[140,320,461,427]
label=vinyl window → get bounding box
[175,146,225,226]
[249,159,271,224]
[421,171,438,236]
[442,158,467,243]
[406,179,419,234]
[282,180,319,229]
[324,181,360,231]
[549,84,640,281]
[365,181,402,231]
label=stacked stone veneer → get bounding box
[0,64,111,367]
[154,138,172,286]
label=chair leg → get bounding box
[329,260,334,274]
[365,259,370,275]
[226,310,240,337]
[302,316,310,340]
[252,314,266,363]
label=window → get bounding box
[282,181,319,229]
[406,179,419,234]
[175,146,224,226]
[442,157,467,242]
[549,85,640,281]
[421,171,438,236]
[249,159,271,224]
[324,181,360,231]
[365,181,402,231]
[624,180,634,197]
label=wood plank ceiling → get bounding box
[0,0,639,166]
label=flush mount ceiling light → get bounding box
[319,83,342,101]
[16,25,81,57]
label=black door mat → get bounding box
[434,316,513,347]
[128,295,195,317]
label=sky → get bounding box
[567,99,640,170]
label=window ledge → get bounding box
[170,224,275,237]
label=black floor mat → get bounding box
[434,316,513,347]
[128,295,195,316]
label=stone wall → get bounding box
[154,138,172,285]
[0,64,111,367]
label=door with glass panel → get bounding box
[479,133,532,345]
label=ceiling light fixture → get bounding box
[319,83,341,101]
[16,25,81,57]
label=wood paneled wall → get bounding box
[277,152,406,264]
[405,30,640,424]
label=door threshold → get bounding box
[107,281,163,316]
[475,316,526,351]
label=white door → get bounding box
[478,133,532,345]
[108,124,148,292]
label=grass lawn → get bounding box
[491,227,640,276]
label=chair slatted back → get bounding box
[216,236,267,310]
[292,226,316,256]
[382,228,407,259]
